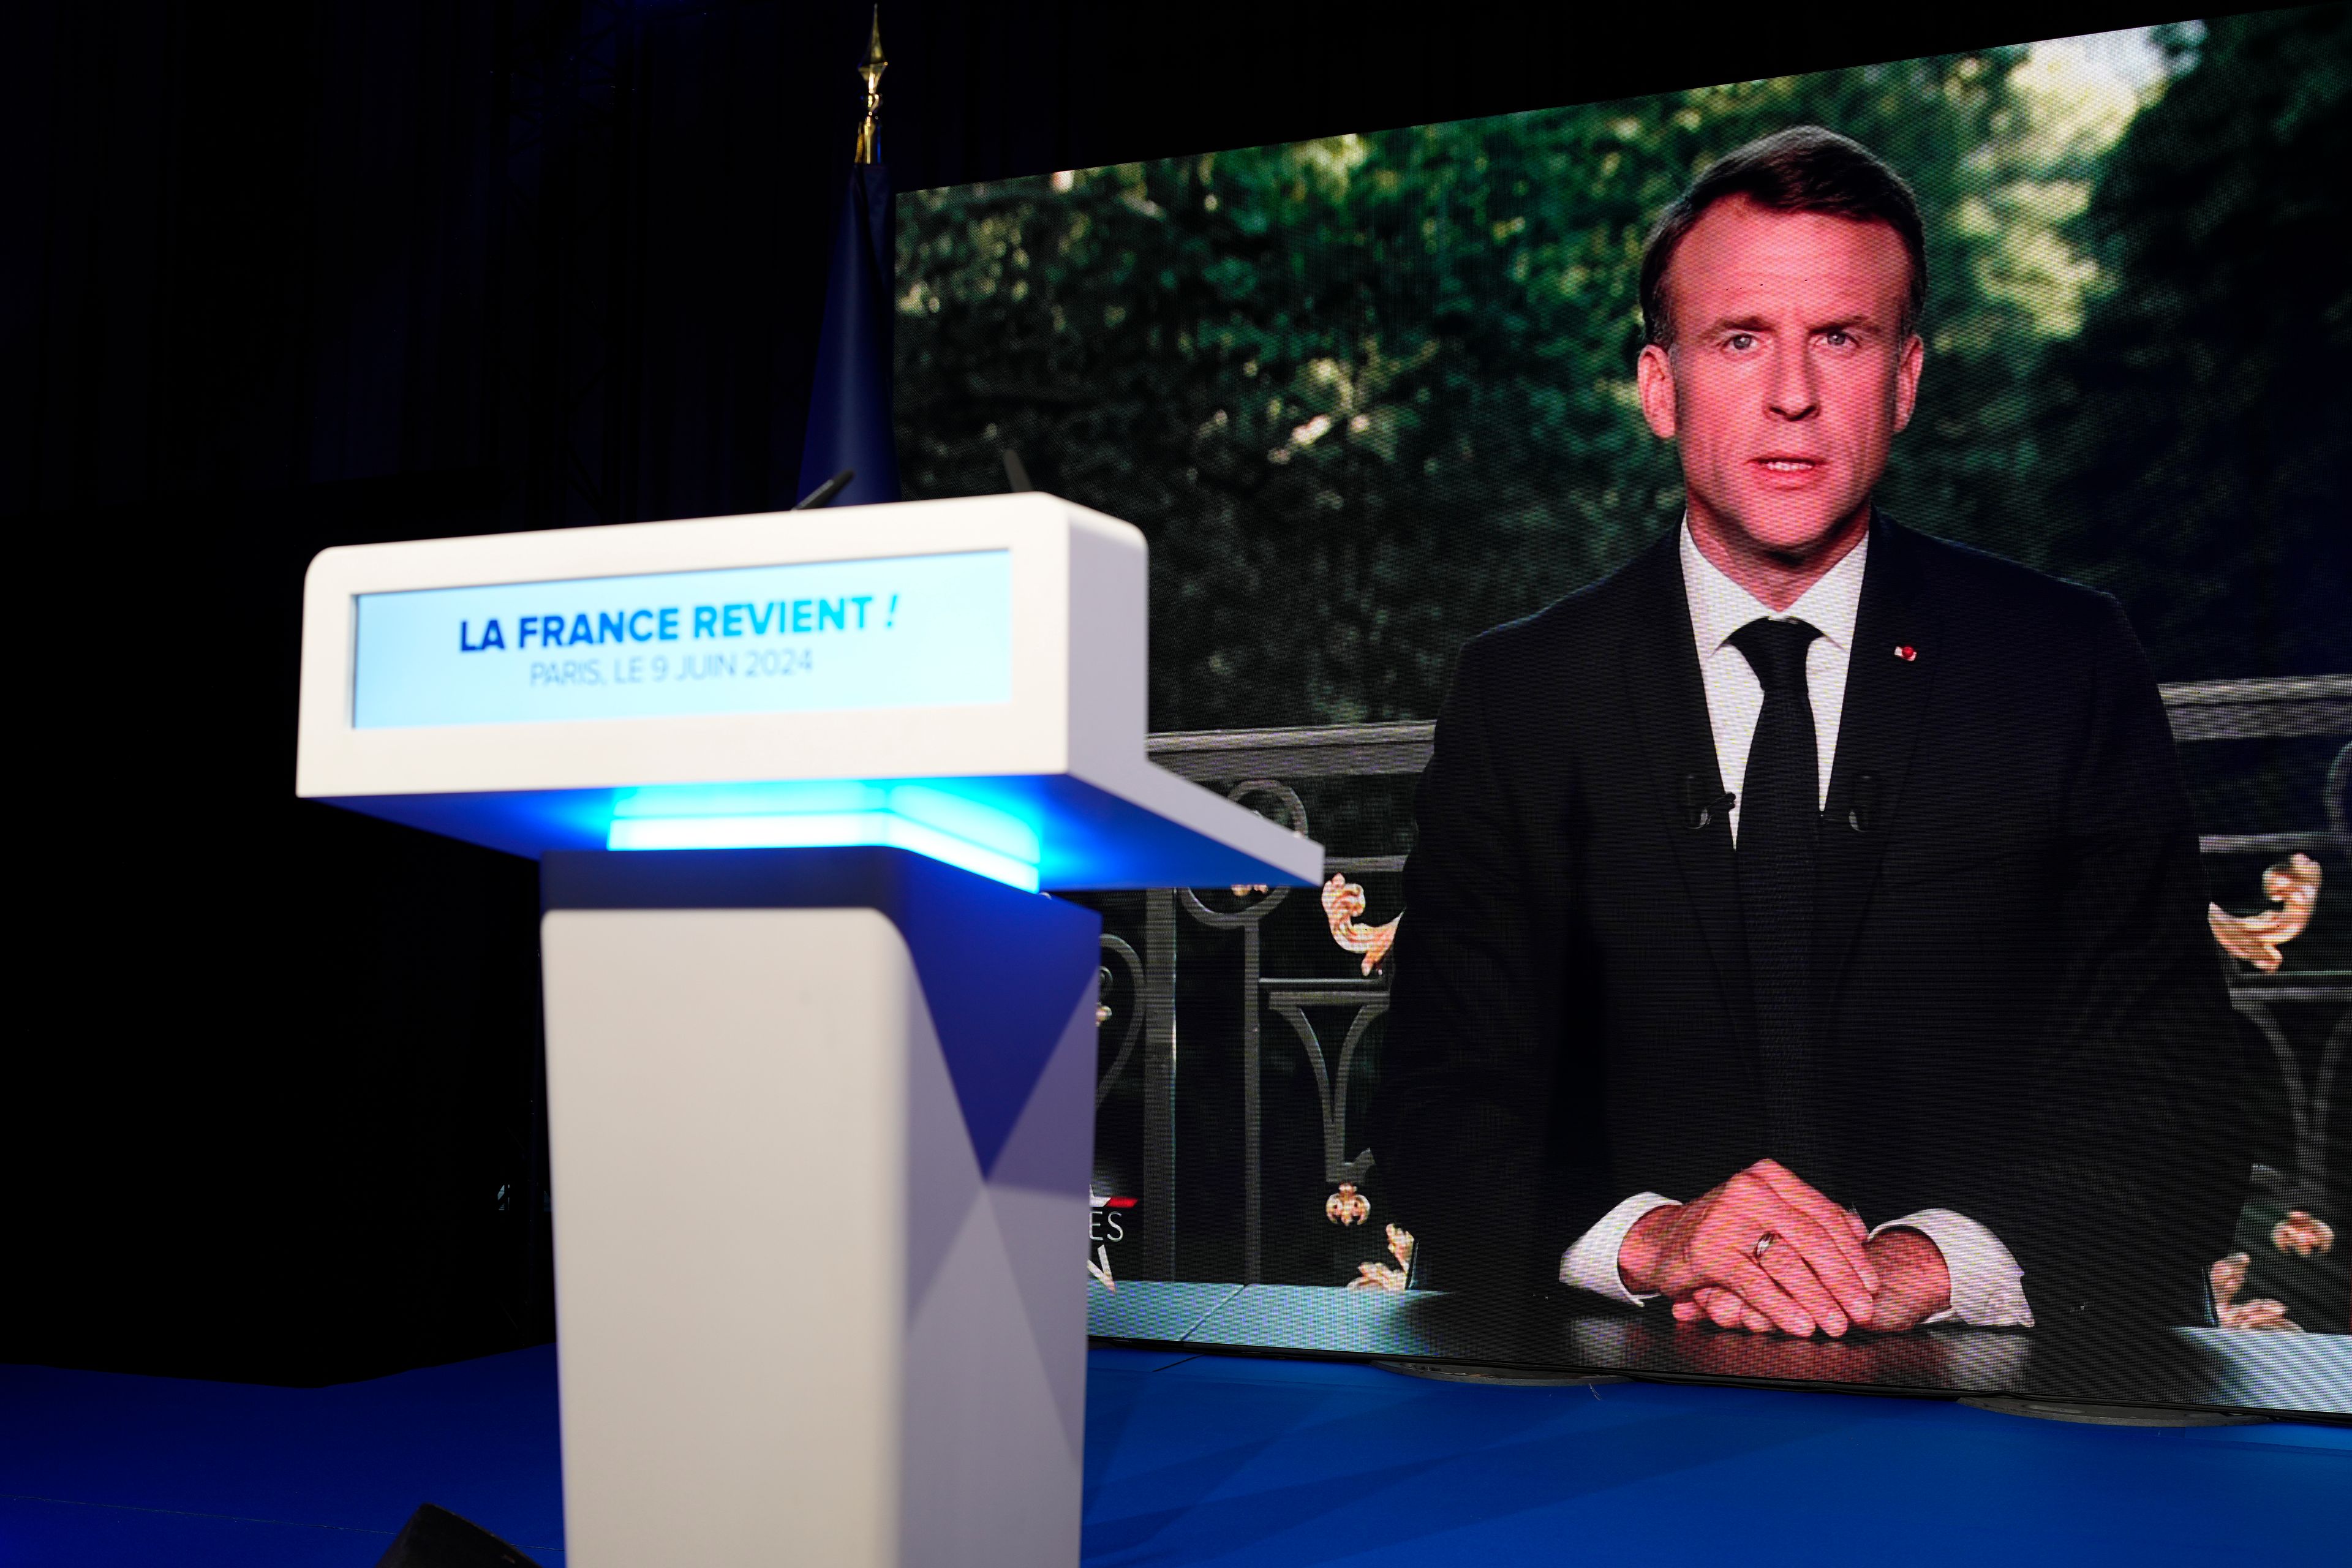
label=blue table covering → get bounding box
[4,1344,2343,1565]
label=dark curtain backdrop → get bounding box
[9,0,2186,1382]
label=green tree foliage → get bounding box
[2030,8,2352,684]
[897,29,2335,733]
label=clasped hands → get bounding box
[1616,1159,1951,1336]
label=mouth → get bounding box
[1749,455,1830,485]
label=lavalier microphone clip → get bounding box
[1846,770,1882,834]
[1678,772,1735,832]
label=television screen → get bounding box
[897,7,2349,1419]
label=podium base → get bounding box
[540,848,1099,1567]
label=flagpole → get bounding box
[853,7,886,165]
[795,6,902,510]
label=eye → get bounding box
[1820,330,1853,349]
[1725,333,1757,352]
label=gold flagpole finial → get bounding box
[853,7,888,165]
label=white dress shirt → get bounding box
[1555,521,2033,1329]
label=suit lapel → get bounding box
[1618,535,1758,1090]
[1812,514,1940,1036]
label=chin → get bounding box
[1726,497,1866,556]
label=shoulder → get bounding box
[1885,517,2131,655]
[1883,519,2165,756]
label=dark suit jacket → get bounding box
[1368,514,2246,1329]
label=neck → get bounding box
[1687,502,1871,612]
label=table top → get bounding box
[5,1337,2346,1566]
[1082,1346,2348,1565]
[1091,1280,2352,1420]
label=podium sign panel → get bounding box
[352,549,1013,728]
[297,496,1320,1567]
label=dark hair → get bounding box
[1638,126,1928,347]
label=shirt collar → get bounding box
[1678,514,1869,657]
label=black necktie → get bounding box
[1726,617,1834,1194]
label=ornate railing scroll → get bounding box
[1094,936,1145,1107]
[1161,780,1332,1283]
[1088,674,2351,1318]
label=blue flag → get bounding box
[797,163,901,508]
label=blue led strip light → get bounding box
[605,781,1043,892]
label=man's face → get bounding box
[1636,200,1923,557]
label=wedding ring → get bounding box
[1752,1232,1777,1262]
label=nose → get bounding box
[1766,337,1819,421]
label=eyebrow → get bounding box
[1700,312,1881,337]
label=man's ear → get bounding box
[1636,342,1678,439]
[1890,332,1924,434]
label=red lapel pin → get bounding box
[1894,644,1918,662]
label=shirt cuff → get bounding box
[1561,1192,1681,1305]
[1869,1208,2034,1328]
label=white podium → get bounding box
[295,495,1321,1566]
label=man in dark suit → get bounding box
[1368,127,2245,1336]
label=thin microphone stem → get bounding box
[791,469,856,510]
